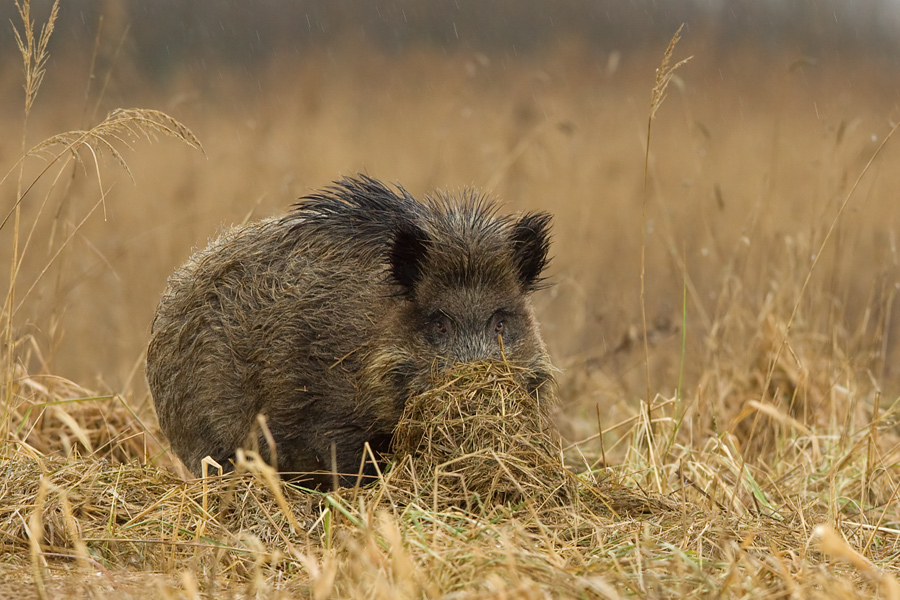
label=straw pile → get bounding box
[386,361,670,518]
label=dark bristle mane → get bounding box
[289,175,426,257]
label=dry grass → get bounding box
[3,2,900,598]
[2,353,899,598]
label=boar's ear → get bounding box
[389,222,431,297]
[511,212,552,291]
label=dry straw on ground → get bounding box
[3,351,900,598]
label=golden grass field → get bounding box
[3,3,900,598]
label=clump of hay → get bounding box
[389,360,660,515]
[391,360,566,509]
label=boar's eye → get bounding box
[489,311,509,337]
[429,312,453,338]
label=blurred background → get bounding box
[2,1,899,438]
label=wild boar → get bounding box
[146,175,554,487]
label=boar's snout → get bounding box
[451,334,503,366]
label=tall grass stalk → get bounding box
[3,0,59,460]
[641,25,691,453]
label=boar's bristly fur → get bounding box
[146,175,555,488]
